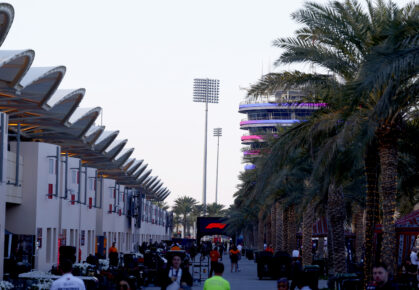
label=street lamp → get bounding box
[213,127,222,204]
[193,78,220,214]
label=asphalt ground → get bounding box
[144,252,328,289]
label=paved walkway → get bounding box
[144,252,328,289]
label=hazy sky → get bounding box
[4,0,411,207]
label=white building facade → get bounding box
[2,139,172,274]
[0,3,174,278]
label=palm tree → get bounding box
[206,203,226,217]
[152,201,170,211]
[172,196,198,238]
[245,0,418,276]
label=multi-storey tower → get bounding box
[239,90,326,169]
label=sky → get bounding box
[3,0,412,208]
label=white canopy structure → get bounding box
[0,3,170,201]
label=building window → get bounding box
[46,228,52,263]
[48,159,54,175]
[89,178,94,191]
[71,170,77,184]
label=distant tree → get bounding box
[172,196,198,237]
[206,203,226,217]
[152,201,170,211]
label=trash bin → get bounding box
[328,273,358,290]
[273,251,291,279]
[304,265,320,290]
[255,251,273,280]
[245,249,254,260]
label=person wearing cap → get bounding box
[171,243,181,251]
[204,262,230,290]
[277,277,289,290]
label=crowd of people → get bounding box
[41,238,419,289]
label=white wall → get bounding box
[2,140,171,274]
[0,113,8,278]
[59,157,98,262]
[6,142,61,271]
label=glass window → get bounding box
[71,170,77,184]
[48,159,54,175]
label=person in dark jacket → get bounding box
[290,257,303,290]
[367,262,399,290]
[160,254,193,290]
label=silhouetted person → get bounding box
[51,259,85,290]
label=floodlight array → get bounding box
[213,127,222,137]
[193,78,220,103]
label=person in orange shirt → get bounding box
[109,242,118,253]
[265,244,274,254]
[109,242,118,267]
[229,245,240,272]
[209,247,221,277]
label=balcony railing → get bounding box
[241,135,264,142]
[240,119,302,126]
[243,149,261,155]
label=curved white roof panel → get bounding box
[0,3,13,46]
[127,159,143,175]
[122,158,135,171]
[150,181,162,192]
[48,89,85,123]
[115,148,134,167]
[0,50,34,87]
[142,175,153,186]
[94,130,119,153]
[137,169,152,184]
[68,107,101,138]
[132,163,148,179]
[145,176,159,188]
[84,125,105,145]
[104,139,127,160]
[19,66,66,107]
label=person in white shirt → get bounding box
[50,259,86,290]
[410,247,418,266]
[237,244,243,254]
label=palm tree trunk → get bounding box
[283,207,289,254]
[288,205,297,253]
[271,205,277,251]
[258,208,265,250]
[183,216,187,238]
[327,220,334,275]
[275,202,283,251]
[327,181,346,273]
[266,213,272,245]
[378,128,398,275]
[302,200,314,266]
[318,236,325,258]
[353,205,364,264]
[364,143,380,284]
[253,224,258,249]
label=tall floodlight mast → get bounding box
[213,127,222,204]
[193,78,220,214]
